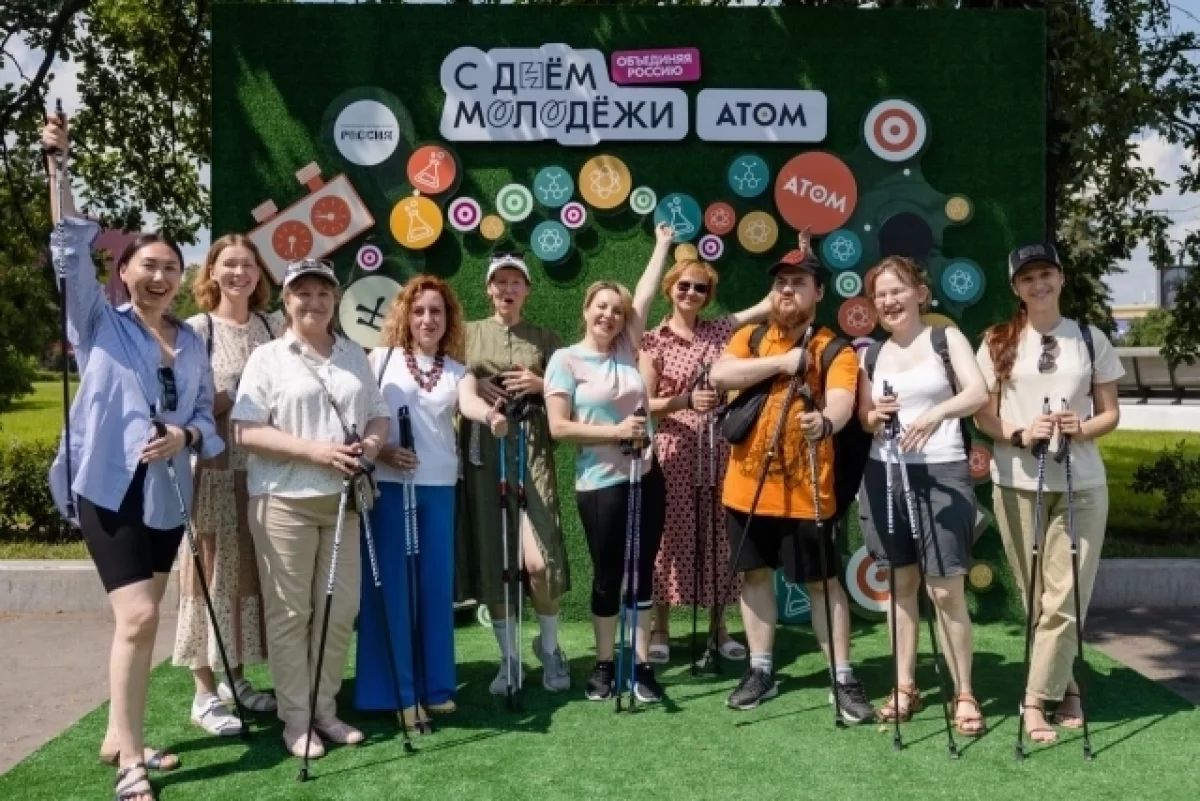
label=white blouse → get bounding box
[231,330,390,498]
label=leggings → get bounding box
[576,461,666,618]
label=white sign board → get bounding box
[695,89,828,143]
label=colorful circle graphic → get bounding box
[479,215,505,241]
[969,443,993,483]
[941,259,985,305]
[945,195,974,224]
[728,154,770,199]
[921,313,959,330]
[629,186,658,216]
[406,145,457,195]
[561,201,588,230]
[356,244,383,272]
[339,276,401,349]
[447,197,482,232]
[705,202,737,236]
[737,211,779,254]
[578,155,631,210]
[653,193,703,243]
[968,562,996,592]
[496,184,534,223]
[533,166,574,209]
[852,336,876,355]
[822,229,863,271]
[774,151,858,235]
[531,220,571,264]
[697,234,725,261]
[838,297,877,338]
[389,195,444,250]
[835,270,864,299]
[846,546,889,614]
[864,99,929,163]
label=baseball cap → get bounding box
[486,251,531,284]
[1008,242,1062,280]
[769,247,824,277]
[282,258,338,288]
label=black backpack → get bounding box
[745,325,871,524]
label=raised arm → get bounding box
[726,293,773,330]
[628,223,675,350]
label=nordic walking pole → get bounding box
[1015,397,1052,762]
[884,383,958,760]
[515,417,529,710]
[707,402,723,677]
[357,469,416,754]
[46,101,76,528]
[801,391,845,729]
[1056,399,1094,761]
[880,389,903,751]
[299,475,351,782]
[152,418,251,742]
[691,364,709,676]
[398,407,432,735]
[616,405,647,713]
[498,432,517,710]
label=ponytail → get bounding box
[986,301,1027,382]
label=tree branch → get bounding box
[0,0,89,132]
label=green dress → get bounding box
[458,318,570,606]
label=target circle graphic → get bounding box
[969,443,993,483]
[846,546,889,614]
[705,202,736,236]
[629,186,658,216]
[835,270,864,298]
[697,235,725,261]
[447,198,482,232]
[479,215,505,241]
[864,99,929,163]
[496,184,534,222]
[560,201,588,230]
[838,297,877,338]
[356,245,383,272]
[852,336,876,355]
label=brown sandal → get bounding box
[954,693,986,737]
[1053,691,1084,729]
[876,685,923,723]
[1020,701,1058,744]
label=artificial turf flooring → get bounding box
[2,619,1197,801]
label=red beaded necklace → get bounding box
[404,349,445,392]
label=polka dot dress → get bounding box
[642,317,741,608]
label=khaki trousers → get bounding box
[249,493,360,728]
[993,484,1107,701]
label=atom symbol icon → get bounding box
[744,219,771,245]
[970,450,989,473]
[709,208,733,230]
[948,268,975,296]
[539,174,570,203]
[589,166,622,200]
[537,227,565,253]
[846,305,873,331]
[829,235,858,263]
[733,160,762,192]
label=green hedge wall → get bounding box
[213,6,1045,621]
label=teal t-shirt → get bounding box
[544,338,653,491]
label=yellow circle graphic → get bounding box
[479,214,506,241]
[945,196,973,223]
[921,313,959,330]
[737,211,779,254]
[967,562,995,591]
[674,244,700,263]
[390,195,443,250]
[578,155,631,210]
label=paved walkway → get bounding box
[0,609,1196,776]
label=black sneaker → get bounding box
[830,678,875,723]
[633,663,664,704]
[726,668,778,710]
[585,660,615,701]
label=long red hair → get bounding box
[985,302,1027,382]
[378,274,466,362]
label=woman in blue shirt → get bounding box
[43,116,221,801]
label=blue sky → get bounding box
[3,1,1197,305]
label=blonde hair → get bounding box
[580,280,634,337]
[661,259,718,310]
[192,234,273,312]
[378,274,466,362]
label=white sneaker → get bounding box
[488,658,524,696]
[533,635,571,692]
[191,694,244,737]
[218,677,277,713]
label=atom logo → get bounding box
[537,227,565,253]
[744,218,771,245]
[710,208,733,230]
[589,166,622,200]
[970,450,989,473]
[829,234,858,263]
[846,305,873,332]
[948,268,975,296]
[733,160,762,192]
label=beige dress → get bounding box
[171,311,280,670]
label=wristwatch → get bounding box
[1009,428,1026,449]
[184,427,196,449]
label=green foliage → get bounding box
[1122,308,1173,347]
[0,437,63,542]
[1131,440,1200,538]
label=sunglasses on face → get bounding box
[1038,334,1058,374]
[158,366,178,413]
[676,280,709,296]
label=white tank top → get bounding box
[867,339,965,465]
[372,348,467,487]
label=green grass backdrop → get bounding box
[211,5,1046,621]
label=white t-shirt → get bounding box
[371,347,467,487]
[231,332,390,498]
[865,333,965,465]
[976,319,1123,491]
